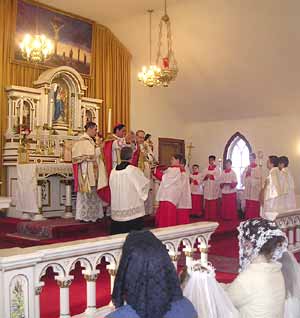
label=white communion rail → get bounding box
[0,221,218,318]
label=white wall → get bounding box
[185,115,300,193]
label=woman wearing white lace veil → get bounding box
[226,218,300,318]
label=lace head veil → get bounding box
[111,230,183,318]
[238,218,288,272]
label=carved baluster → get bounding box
[107,264,117,303]
[169,252,179,269]
[83,270,99,314]
[183,249,194,271]
[288,225,295,249]
[63,179,73,219]
[198,238,209,267]
[55,276,73,318]
[34,283,44,318]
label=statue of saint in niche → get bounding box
[53,83,68,122]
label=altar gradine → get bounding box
[3,66,102,220]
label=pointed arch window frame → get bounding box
[223,132,253,189]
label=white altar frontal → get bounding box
[3,66,102,220]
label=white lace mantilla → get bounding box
[111,205,145,222]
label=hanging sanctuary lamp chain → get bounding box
[138,10,162,87]
[156,0,178,87]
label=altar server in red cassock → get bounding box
[202,155,221,220]
[177,158,192,225]
[97,123,126,204]
[220,159,238,221]
[190,164,204,217]
[154,154,184,228]
[241,153,262,219]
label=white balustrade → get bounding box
[0,221,218,318]
[274,209,300,253]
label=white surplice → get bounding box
[241,165,262,201]
[281,167,296,211]
[219,170,238,194]
[202,166,221,200]
[109,165,150,222]
[190,173,204,195]
[156,167,183,206]
[178,170,192,209]
[263,167,287,214]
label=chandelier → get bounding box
[138,10,161,87]
[19,34,54,63]
[155,0,178,87]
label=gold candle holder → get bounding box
[59,140,65,162]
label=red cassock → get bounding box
[205,199,218,220]
[221,192,238,220]
[154,166,179,228]
[176,208,190,225]
[97,139,114,204]
[191,194,203,216]
[245,199,260,219]
[155,201,177,228]
[131,147,140,167]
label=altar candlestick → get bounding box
[49,99,54,128]
[107,107,112,133]
[19,99,24,125]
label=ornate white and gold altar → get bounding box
[3,66,102,220]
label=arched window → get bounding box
[223,132,252,189]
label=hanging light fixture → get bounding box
[19,5,54,63]
[138,10,161,87]
[156,0,178,87]
[19,34,54,63]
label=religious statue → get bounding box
[53,84,66,122]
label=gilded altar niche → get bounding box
[3,66,103,219]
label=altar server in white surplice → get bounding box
[109,146,150,235]
[177,158,192,225]
[202,155,221,220]
[278,156,296,211]
[72,122,107,222]
[262,155,287,217]
[241,153,262,219]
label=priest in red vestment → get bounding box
[241,153,262,219]
[202,155,221,220]
[220,159,238,221]
[97,123,126,204]
[154,154,184,228]
[190,164,204,217]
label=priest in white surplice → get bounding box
[262,155,287,217]
[72,122,107,222]
[109,146,150,234]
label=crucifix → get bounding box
[187,142,195,165]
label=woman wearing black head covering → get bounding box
[106,231,197,318]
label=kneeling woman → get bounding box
[106,230,197,318]
[226,218,291,318]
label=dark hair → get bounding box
[84,121,97,131]
[278,156,289,167]
[120,146,133,161]
[111,231,183,318]
[250,152,256,159]
[113,124,125,134]
[260,236,286,260]
[144,133,151,141]
[225,159,232,165]
[192,164,199,168]
[173,153,185,164]
[136,129,145,135]
[269,155,279,167]
[209,155,216,161]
